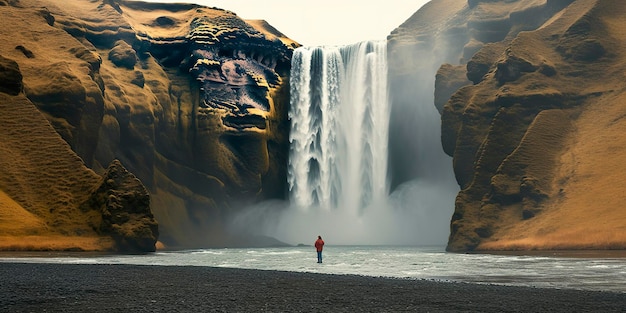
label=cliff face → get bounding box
[0,0,295,249]
[392,0,626,251]
[387,0,469,191]
[445,0,626,251]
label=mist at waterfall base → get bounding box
[231,41,458,246]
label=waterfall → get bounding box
[231,39,458,245]
[288,41,390,214]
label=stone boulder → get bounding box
[83,160,158,253]
[108,40,137,69]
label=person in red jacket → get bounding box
[314,235,325,263]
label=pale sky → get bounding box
[138,0,431,46]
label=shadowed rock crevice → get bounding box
[0,55,22,95]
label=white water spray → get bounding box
[288,41,390,214]
[231,40,457,246]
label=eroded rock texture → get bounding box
[119,1,295,247]
[82,160,158,252]
[0,0,295,248]
[393,0,626,251]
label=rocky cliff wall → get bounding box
[0,73,157,252]
[387,0,469,191]
[391,0,626,251]
[0,0,295,249]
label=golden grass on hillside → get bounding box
[0,92,107,245]
[444,0,626,251]
[0,190,48,236]
[0,236,114,251]
[245,19,299,47]
[478,229,626,251]
[478,84,626,251]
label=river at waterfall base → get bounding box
[2,246,625,293]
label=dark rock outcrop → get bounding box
[15,45,35,59]
[0,55,22,95]
[82,160,158,252]
[435,64,471,114]
[108,40,137,69]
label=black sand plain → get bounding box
[1,262,625,312]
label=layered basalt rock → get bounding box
[0,0,294,248]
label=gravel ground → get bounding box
[1,263,625,312]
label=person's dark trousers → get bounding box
[317,251,323,263]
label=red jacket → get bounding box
[315,239,324,252]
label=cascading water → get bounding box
[288,41,390,215]
[231,39,457,246]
